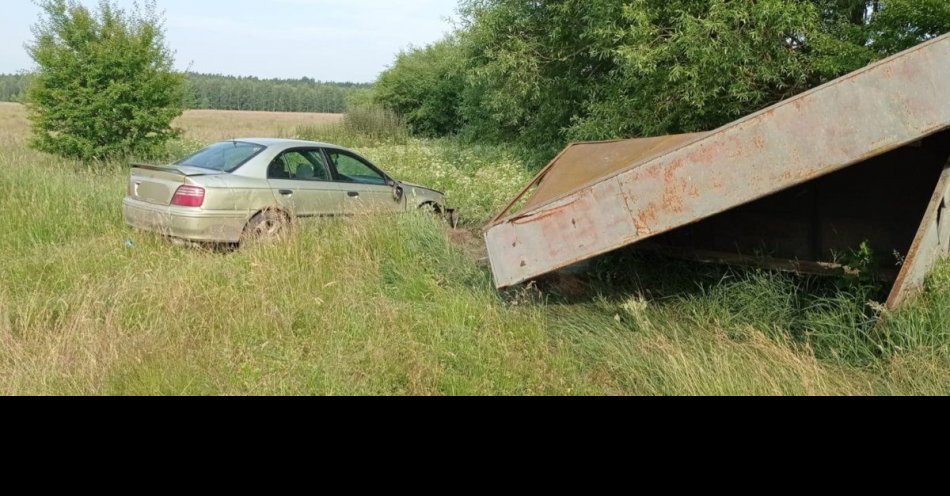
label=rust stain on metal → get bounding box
[485,34,950,306]
[637,205,658,235]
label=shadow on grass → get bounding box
[501,248,897,368]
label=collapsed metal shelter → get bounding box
[485,33,950,309]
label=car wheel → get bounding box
[421,202,442,215]
[242,210,289,245]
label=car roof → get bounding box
[228,137,350,151]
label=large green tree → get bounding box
[375,0,950,155]
[458,0,623,151]
[866,0,950,54]
[570,0,877,139]
[26,0,185,160]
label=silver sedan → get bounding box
[123,138,455,243]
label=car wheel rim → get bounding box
[256,218,280,238]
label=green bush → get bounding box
[343,105,409,143]
[296,105,409,149]
[345,87,377,110]
[25,0,185,161]
[374,38,465,137]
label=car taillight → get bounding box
[171,185,206,207]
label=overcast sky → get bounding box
[0,0,459,82]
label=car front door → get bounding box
[324,148,405,214]
[266,148,349,218]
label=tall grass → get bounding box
[0,156,573,394]
[581,249,950,369]
[297,105,409,148]
[2,104,948,395]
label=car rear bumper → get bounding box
[123,198,249,243]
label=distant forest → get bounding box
[0,74,29,103]
[0,73,370,113]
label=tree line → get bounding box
[373,0,950,155]
[0,74,30,102]
[0,71,370,113]
[185,73,371,113]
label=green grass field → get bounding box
[1,103,947,395]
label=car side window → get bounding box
[268,150,331,182]
[326,150,388,186]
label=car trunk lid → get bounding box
[129,163,224,206]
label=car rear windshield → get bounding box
[177,141,265,172]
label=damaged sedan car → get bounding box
[124,138,456,244]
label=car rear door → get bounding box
[266,148,350,217]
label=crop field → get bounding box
[1,102,948,395]
[174,109,343,143]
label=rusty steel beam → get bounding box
[887,159,950,308]
[632,244,900,282]
[486,34,950,291]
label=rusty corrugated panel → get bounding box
[485,34,950,297]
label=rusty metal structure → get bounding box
[485,34,950,309]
